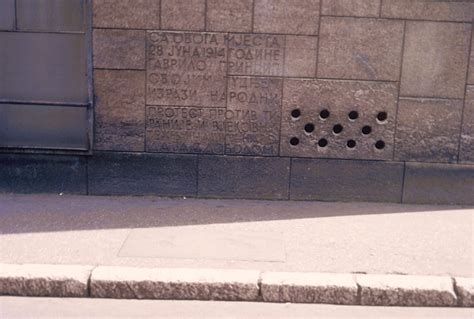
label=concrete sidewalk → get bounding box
[0,194,473,306]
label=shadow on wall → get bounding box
[0,194,472,235]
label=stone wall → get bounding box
[1,0,474,204]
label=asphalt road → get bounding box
[1,297,473,319]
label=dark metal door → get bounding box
[0,0,92,153]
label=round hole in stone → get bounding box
[362,125,372,135]
[347,140,356,149]
[304,123,315,133]
[348,111,359,120]
[291,109,301,118]
[333,124,343,134]
[375,140,385,150]
[318,138,328,148]
[319,109,330,120]
[377,111,388,122]
[290,137,300,146]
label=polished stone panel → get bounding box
[284,35,317,78]
[280,79,398,160]
[227,33,285,76]
[94,70,145,152]
[254,0,320,35]
[0,0,15,30]
[93,0,160,29]
[225,76,282,156]
[318,17,404,81]
[403,163,474,205]
[17,0,85,32]
[146,106,225,154]
[321,0,380,17]
[394,98,463,163]
[207,0,252,32]
[161,0,205,31]
[198,156,290,199]
[400,21,471,99]
[0,32,88,104]
[93,29,146,69]
[88,152,197,196]
[460,86,474,164]
[146,31,227,107]
[0,155,87,194]
[381,0,474,22]
[290,158,404,203]
[0,104,89,150]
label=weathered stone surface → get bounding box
[93,0,160,29]
[146,106,225,154]
[93,29,145,69]
[403,162,474,205]
[400,21,471,99]
[0,0,15,30]
[254,0,320,35]
[318,17,403,81]
[290,159,404,202]
[357,274,457,307]
[0,264,92,297]
[455,277,474,307]
[321,0,380,17]
[395,98,463,163]
[227,33,285,76]
[284,35,318,77]
[94,70,145,152]
[207,0,252,32]
[381,0,474,22]
[90,266,260,301]
[460,86,474,163]
[469,32,474,85]
[225,77,282,156]
[88,152,197,196]
[261,272,358,304]
[161,0,205,31]
[0,155,87,195]
[280,79,398,160]
[198,156,290,199]
[146,31,227,107]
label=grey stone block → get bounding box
[290,158,404,203]
[93,0,160,29]
[0,154,87,195]
[400,21,471,99]
[403,163,474,206]
[90,266,260,301]
[395,98,463,163]
[93,29,146,70]
[0,264,93,297]
[207,0,252,32]
[455,277,474,307]
[357,274,457,307]
[460,86,474,163]
[321,0,380,18]
[161,0,205,31]
[88,152,197,196]
[198,155,290,200]
[261,272,358,304]
[381,0,474,22]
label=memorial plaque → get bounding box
[147,31,227,107]
[280,79,398,160]
[227,33,284,76]
[225,76,282,156]
[146,106,225,154]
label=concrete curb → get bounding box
[0,264,473,307]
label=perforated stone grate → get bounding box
[280,79,398,160]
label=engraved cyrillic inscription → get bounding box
[227,33,284,76]
[147,32,227,107]
[225,76,282,156]
[146,105,225,154]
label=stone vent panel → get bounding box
[280,79,398,160]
